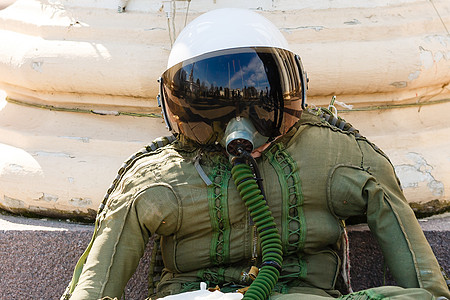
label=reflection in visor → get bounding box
[162,47,303,145]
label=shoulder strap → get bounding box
[306,107,363,138]
[99,135,176,213]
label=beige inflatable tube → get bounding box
[0,0,448,219]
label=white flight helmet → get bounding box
[159,8,308,146]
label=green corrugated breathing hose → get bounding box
[231,162,283,300]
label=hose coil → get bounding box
[231,162,283,300]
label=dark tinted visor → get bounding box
[161,47,303,145]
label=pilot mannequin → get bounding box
[62,8,449,300]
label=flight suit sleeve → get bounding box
[328,139,450,299]
[70,183,180,300]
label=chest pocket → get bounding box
[328,165,368,219]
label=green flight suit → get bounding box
[67,111,449,300]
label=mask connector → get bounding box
[221,117,267,157]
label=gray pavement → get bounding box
[0,213,94,231]
[0,212,448,299]
[345,213,450,292]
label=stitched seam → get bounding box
[381,192,423,288]
[99,201,133,297]
[207,160,232,265]
[196,267,226,286]
[340,289,386,299]
[266,143,305,255]
[266,144,308,282]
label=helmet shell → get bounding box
[167,8,290,69]
[160,8,306,145]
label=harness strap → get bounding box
[100,135,176,213]
[309,106,362,138]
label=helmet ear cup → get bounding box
[295,55,308,110]
[158,77,172,131]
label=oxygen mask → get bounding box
[221,117,268,158]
